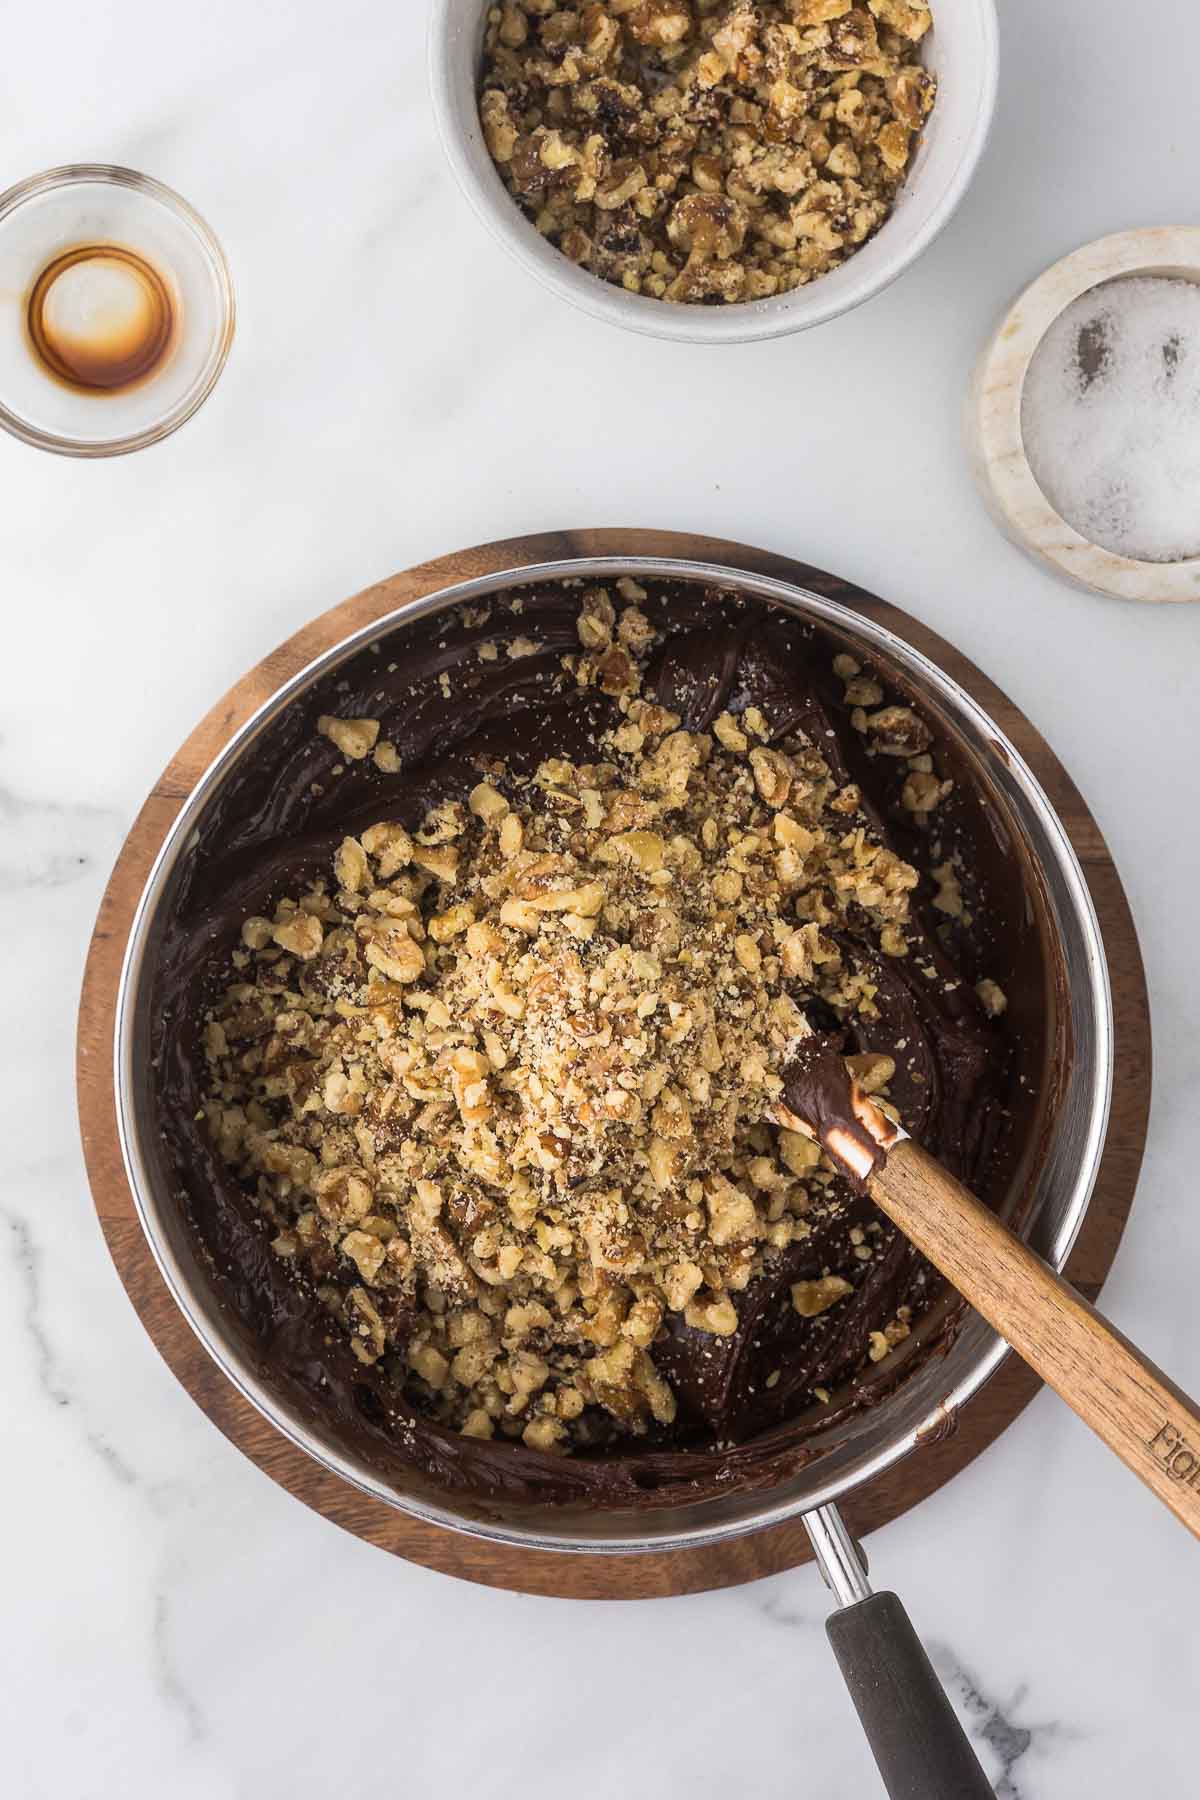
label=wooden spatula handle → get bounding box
[871,1139,1200,1540]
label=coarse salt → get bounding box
[1020,276,1200,563]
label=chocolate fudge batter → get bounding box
[780,1037,896,1190]
[151,581,1054,1511]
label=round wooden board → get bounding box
[77,530,1152,1600]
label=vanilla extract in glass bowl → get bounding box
[0,166,234,457]
[26,243,177,394]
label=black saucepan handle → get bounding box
[826,1592,994,1799]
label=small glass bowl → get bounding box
[0,165,235,457]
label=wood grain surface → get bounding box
[870,1141,1199,1539]
[75,529,1153,1599]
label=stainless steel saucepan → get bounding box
[115,558,1112,1799]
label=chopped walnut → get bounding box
[901,769,952,813]
[976,977,1008,1017]
[863,706,933,757]
[318,715,380,760]
[479,0,936,306]
[791,1275,854,1318]
[199,593,960,1452]
[931,859,964,919]
[271,914,323,959]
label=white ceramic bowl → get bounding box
[429,0,999,345]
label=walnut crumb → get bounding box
[976,977,1007,1017]
[791,1275,853,1318]
[318,715,380,760]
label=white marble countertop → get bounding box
[3,0,1199,1793]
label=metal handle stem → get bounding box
[806,1504,994,1800]
[804,1502,872,1606]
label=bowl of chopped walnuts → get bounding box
[429,0,998,342]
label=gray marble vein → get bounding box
[930,1645,1080,1800]
[756,1582,815,1630]
[152,1588,209,1744]
[1,1196,141,1488]
[0,783,124,895]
